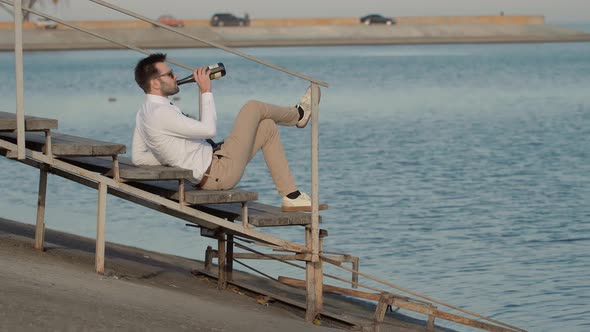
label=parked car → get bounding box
[360,14,395,25]
[34,17,57,30]
[210,13,250,27]
[156,15,184,28]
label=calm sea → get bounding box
[1,33,589,331]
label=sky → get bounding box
[1,0,589,22]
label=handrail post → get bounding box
[14,0,25,160]
[305,83,322,322]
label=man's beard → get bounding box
[162,84,180,96]
[160,79,180,96]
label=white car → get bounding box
[34,18,58,30]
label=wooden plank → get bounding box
[0,111,58,131]
[0,131,125,156]
[131,181,258,204]
[34,166,48,251]
[63,156,193,180]
[218,233,227,289]
[96,182,107,274]
[61,156,257,204]
[198,202,318,227]
[279,276,400,302]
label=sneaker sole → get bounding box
[296,114,310,128]
[281,203,328,212]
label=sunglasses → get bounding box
[155,70,174,79]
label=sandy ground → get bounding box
[0,218,342,332]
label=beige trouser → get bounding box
[200,100,300,196]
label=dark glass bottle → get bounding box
[176,63,226,85]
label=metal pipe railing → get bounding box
[14,0,24,159]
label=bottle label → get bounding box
[211,72,223,79]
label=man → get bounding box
[132,53,326,212]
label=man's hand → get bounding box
[193,66,212,94]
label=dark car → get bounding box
[210,13,250,27]
[360,14,395,25]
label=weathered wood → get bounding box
[218,233,227,289]
[112,154,120,181]
[352,256,360,289]
[178,179,185,206]
[320,256,526,332]
[34,166,48,251]
[305,227,319,322]
[64,156,193,181]
[61,156,257,204]
[374,293,394,332]
[132,181,258,205]
[96,181,107,274]
[0,111,58,131]
[0,131,125,156]
[308,82,323,321]
[427,315,436,331]
[43,130,52,157]
[241,201,249,228]
[227,234,234,281]
[204,246,213,270]
[279,275,521,332]
[206,250,312,262]
[198,202,319,227]
[279,276,384,302]
[196,268,358,329]
[0,138,308,253]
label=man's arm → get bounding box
[153,92,217,139]
[153,66,217,139]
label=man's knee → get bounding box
[242,100,264,111]
[259,119,278,136]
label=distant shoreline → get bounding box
[1,16,589,51]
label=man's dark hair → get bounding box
[134,53,167,93]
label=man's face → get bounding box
[152,62,179,96]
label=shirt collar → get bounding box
[146,94,171,105]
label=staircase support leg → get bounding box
[227,234,234,282]
[96,181,107,274]
[217,232,227,289]
[34,166,48,251]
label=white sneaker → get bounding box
[281,192,328,212]
[296,86,321,129]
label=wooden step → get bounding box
[61,156,258,205]
[0,131,125,156]
[198,202,318,227]
[0,111,58,131]
[65,156,193,181]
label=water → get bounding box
[1,39,590,332]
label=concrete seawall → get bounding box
[1,17,589,51]
[0,15,547,30]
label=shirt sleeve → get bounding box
[151,92,217,139]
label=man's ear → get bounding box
[149,79,160,93]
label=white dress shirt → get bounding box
[132,93,217,182]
